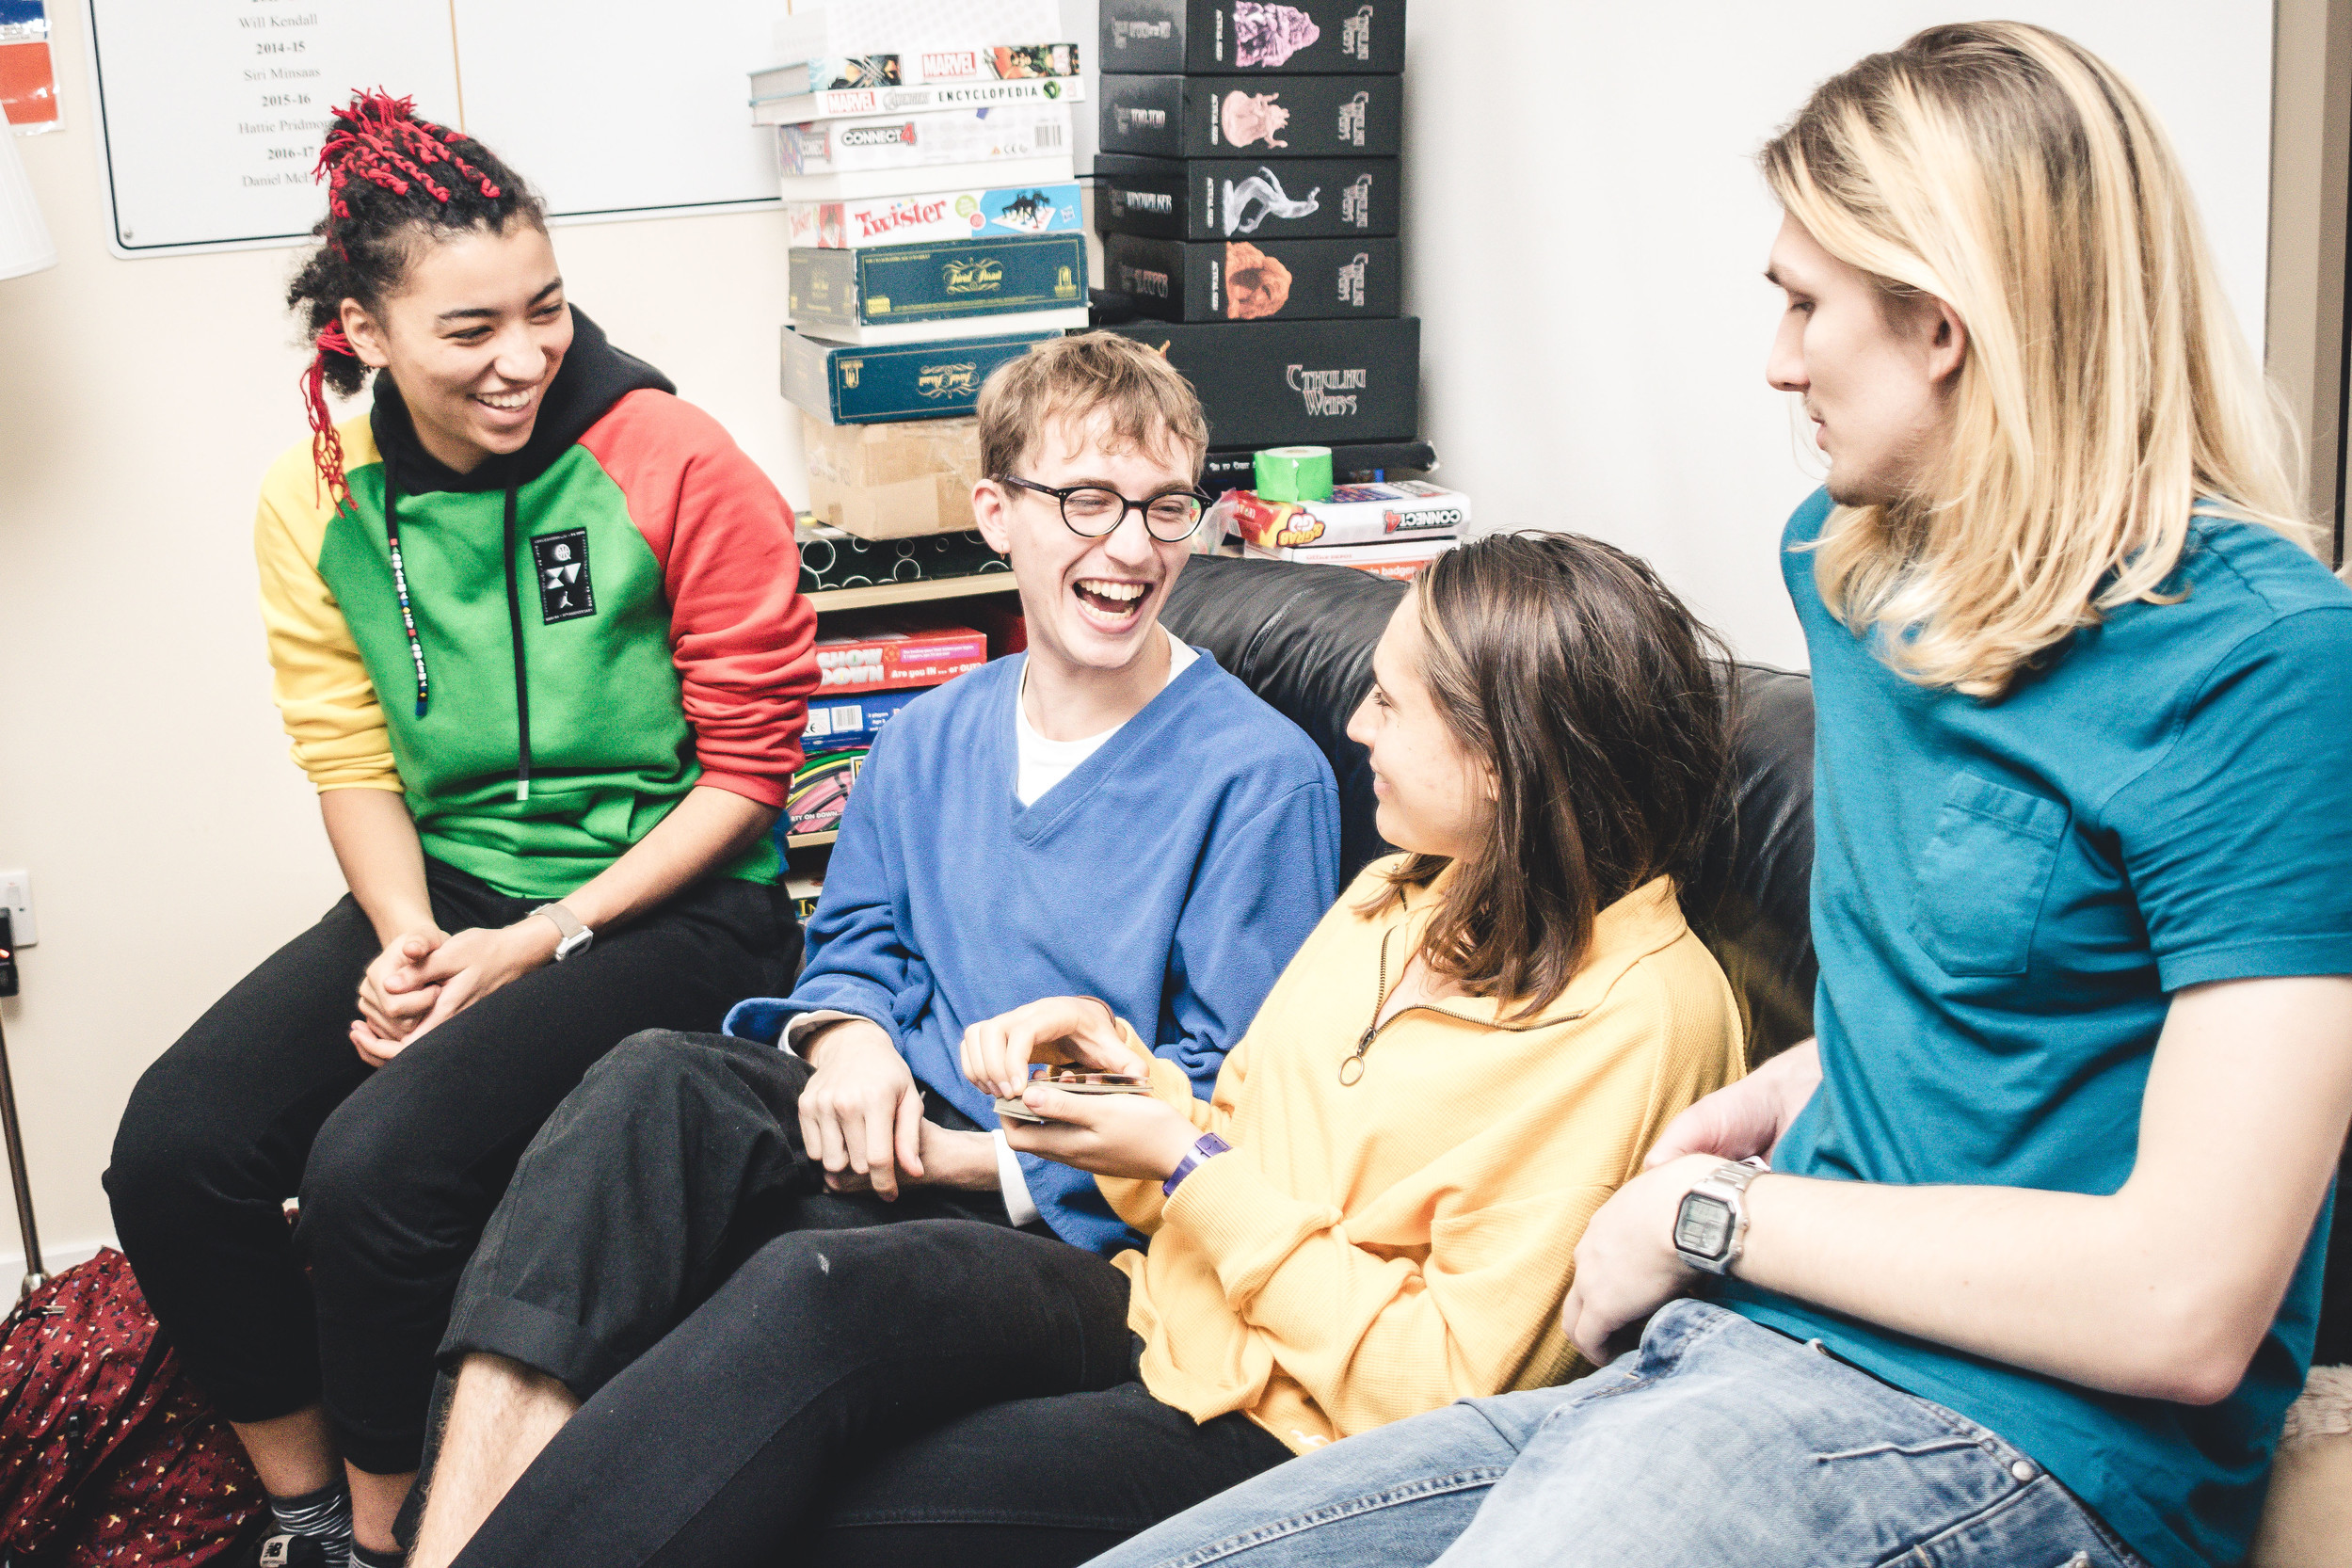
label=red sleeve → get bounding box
[578,390,816,808]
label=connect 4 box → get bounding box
[1220,481,1470,549]
[813,616,989,694]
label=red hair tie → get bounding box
[302,323,360,513]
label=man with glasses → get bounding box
[402,334,1342,1564]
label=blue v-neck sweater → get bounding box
[725,648,1342,1255]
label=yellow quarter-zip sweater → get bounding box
[1098,857,1744,1454]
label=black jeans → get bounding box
[437,1032,1291,1568]
[104,858,798,1474]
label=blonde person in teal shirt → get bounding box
[1082,24,2352,1568]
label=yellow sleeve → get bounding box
[1097,1023,1240,1235]
[1160,955,1740,1435]
[253,438,402,793]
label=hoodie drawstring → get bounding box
[382,467,431,718]
[500,486,534,802]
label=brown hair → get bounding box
[1364,533,1732,1018]
[975,331,1210,482]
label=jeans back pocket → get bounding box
[1909,774,2068,978]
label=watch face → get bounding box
[1674,1193,1734,1259]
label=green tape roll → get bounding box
[1255,445,1336,504]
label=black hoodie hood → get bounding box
[368,306,674,496]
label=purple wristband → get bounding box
[1162,1133,1232,1197]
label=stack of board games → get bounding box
[1093,0,1420,455]
[1222,480,1470,582]
[764,0,1091,357]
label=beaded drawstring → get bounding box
[382,477,430,718]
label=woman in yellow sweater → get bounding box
[433,533,1745,1568]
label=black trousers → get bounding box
[104,858,798,1474]
[438,1032,1291,1568]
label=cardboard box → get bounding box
[784,327,1057,425]
[1095,153,1399,241]
[804,686,926,754]
[788,183,1082,248]
[802,415,987,537]
[812,615,990,693]
[776,101,1075,177]
[1218,481,1469,549]
[1098,315,1419,447]
[1243,536,1454,580]
[1100,0,1405,73]
[1099,74,1400,158]
[752,75,1082,128]
[1200,440,1432,491]
[1104,232,1400,322]
[789,232,1089,343]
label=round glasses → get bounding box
[996,475,1213,543]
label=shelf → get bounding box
[805,574,1021,614]
[785,829,840,850]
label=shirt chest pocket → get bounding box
[1909,774,2070,978]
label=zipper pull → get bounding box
[1339,1025,1374,1086]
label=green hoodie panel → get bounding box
[319,448,779,898]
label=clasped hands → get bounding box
[793,996,1201,1202]
[1560,1041,1821,1367]
[350,919,560,1067]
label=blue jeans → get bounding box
[1086,1299,2149,1568]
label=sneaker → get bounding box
[251,1532,339,1568]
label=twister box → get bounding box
[1101,0,1405,74]
[1095,154,1398,240]
[1099,316,1418,446]
[787,183,1082,248]
[1104,232,1401,322]
[1099,73,1400,158]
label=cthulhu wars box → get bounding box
[1098,315,1419,447]
[1104,232,1401,322]
[1095,154,1398,241]
[1101,0,1406,74]
[1098,74,1401,159]
[783,326,1063,424]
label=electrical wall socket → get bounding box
[0,871,33,946]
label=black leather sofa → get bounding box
[1158,551,2347,1366]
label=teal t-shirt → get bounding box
[1722,491,2352,1568]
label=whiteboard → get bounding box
[84,0,781,258]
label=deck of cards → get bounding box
[994,1064,1155,1124]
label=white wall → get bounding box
[0,1,2282,1265]
[1401,2,2277,669]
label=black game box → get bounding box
[1096,315,1419,447]
[1104,232,1401,322]
[1200,441,1435,492]
[1101,0,1405,75]
[1099,73,1401,159]
[1095,153,1400,241]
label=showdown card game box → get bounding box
[811,615,990,694]
[1099,73,1401,158]
[1100,0,1405,74]
[1095,153,1399,241]
[1097,315,1419,447]
[1104,232,1401,322]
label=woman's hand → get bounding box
[961,997,1148,1100]
[355,927,448,1052]
[348,919,559,1065]
[1560,1152,1724,1364]
[1640,1039,1821,1170]
[1000,1084,1202,1181]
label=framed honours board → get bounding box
[84,0,783,257]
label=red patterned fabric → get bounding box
[0,1249,262,1565]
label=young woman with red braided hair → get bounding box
[103,90,816,1568]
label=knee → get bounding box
[105,1058,257,1227]
[574,1029,718,1104]
[297,1083,433,1256]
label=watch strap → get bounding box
[1162,1132,1232,1197]
[531,903,592,961]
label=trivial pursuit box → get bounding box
[1095,153,1399,241]
[789,232,1089,333]
[782,327,1062,424]
[1100,0,1406,74]
[787,183,1082,248]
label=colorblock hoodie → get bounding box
[254,310,815,898]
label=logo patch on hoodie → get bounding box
[531,530,596,623]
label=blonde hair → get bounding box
[1762,22,2309,696]
[975,331,1209,484]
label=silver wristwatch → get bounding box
[1672,1157,1769,1275]
[530,902,593,962]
